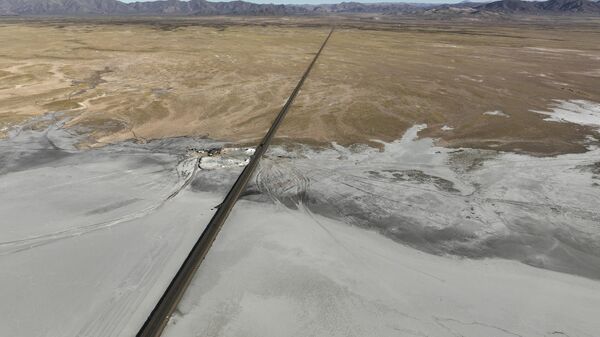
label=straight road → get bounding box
[136,27,335,337]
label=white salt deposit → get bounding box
[483,110,509,117]
[532,99,600,130]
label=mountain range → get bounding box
[479,0,600,12]
[1,0,599,16]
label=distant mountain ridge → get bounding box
[0,0,599,16]
[305,1,431,13]
[0,0,308,15]
[127,0,308,15]
[478,0,600,12]
[0,0,128,14]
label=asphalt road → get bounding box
[136,27,334,337]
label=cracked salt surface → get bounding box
[163,125,600,337]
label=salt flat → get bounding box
[0,118,231,337]
[4,120,598,336]
[255,124,600,279]
[161,124,600,336]
[163,200,600,337]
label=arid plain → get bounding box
[3,15,600,337]
[2,16,600,154]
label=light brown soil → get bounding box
[1,16,599,155]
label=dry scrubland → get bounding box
[1,17,600,154]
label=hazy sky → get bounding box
[119,0,467,4]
